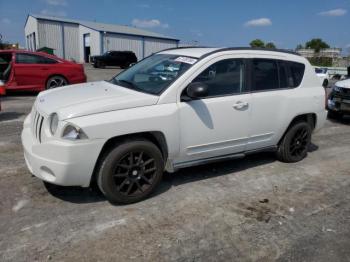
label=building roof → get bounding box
[28,14,179,41]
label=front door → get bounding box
[176,58,251,163]
[12,53,52,90]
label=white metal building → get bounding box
[24,14,179,63]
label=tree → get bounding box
[265,42,276,49]
[250,39,265,48]
[309,57,332,67]
[296,44,304,50]
[305,38,330,53]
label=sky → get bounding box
[0,0,350,53]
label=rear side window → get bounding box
[252,59,279,91]
[111,52,120,57]
[192,59,245,97]
[289,62,305,87]
[40,56,58,64]
[278,61,289,89]
[251,59,305,91]
[16,53,58,64]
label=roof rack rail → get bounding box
[158,46,210,53]
[200,47,300,58]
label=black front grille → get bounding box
[341,88,350,95]
[32,110,44,143]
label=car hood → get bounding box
[335,79,350,89]
[35,81,159,120]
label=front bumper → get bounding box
[21,126,105,187]
[315,110,328,132]
[328,95,350,113]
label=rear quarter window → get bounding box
[288,62,305,87]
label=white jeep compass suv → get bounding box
[21,47,327,204]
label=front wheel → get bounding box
[276,122,312,163]
[97,139,164,204]
[120,63,130,69]
[94,61,105,68]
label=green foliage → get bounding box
[305,38,330,53]
[308,57,332,67]
[250,39,265,48]
[265,42,276,49]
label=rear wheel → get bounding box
[97,139,164,204]
[46,76,68,89]
[276,122,311,163]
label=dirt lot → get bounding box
[0,67,350,261]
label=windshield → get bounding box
[110,54,197,95]
[315,68,327,74]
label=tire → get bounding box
[46,76,68,89]
[121,63,129,69]
[97,139,164,204]
[95,61,105,68]
[323,79,329,88]
[276,121,312,163]
[328,110,343,119]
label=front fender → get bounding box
[67,104,180,159]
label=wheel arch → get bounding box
[278,113,317,145]
[89,131,169,186]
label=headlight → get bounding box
[62,124,88,140]
[50,113,59,135]
[333,85,342,93]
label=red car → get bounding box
[0,50,86,92]
[0,85,5,111]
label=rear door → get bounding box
[13,53,58,90]
[247,58,301,150]
[113,52,125,66]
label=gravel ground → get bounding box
[0,67,350,261]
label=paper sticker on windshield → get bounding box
[174,56,197,65]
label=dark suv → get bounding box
[91,51,137,69]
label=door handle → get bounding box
[232,101,249,110]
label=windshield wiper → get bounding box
[116,79,137,89]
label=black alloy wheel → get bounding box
[97,139,164,204]
[277,121,312,163]
[289,126,309,158]
[113,151,157,196]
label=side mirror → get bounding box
[186,82,209,99]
